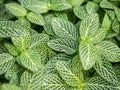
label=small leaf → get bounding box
[80,13,99,40]
[27,12,45,26]
[52,18,79,40]
[68,0,85,6]
[20,0,48,13]
[100,0,114,9]
[96,41,120,62]
[1,84,21,90]
[86,1,99,14]
[114,7,120,23]
[79,41,101,70]
[112,19,120,33]
[6,3,27,17]
[48,38,78,55]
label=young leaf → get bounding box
[96,41,120,62]
[0,53,15,75]
[20,0,48,13]
[56,61,83,87]
[52,18,79,40]
[80,13,99,40]
[27,12,45,26]
[86,1,99,14]
[6,3,27,17]
[100,0,114,9]
[48,38,78,55]
[79,41,101,70]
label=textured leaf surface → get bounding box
[52,18,79,40]
[100,0,114,9]
[1,84,21,90]
[96,41,120,62]
[27,12,45,26]
[20,0,48,13]
[80,13,99,40]
[114,7,120,23]
[48,38,78,55]
[0,53,15,75]
[0,21,27,37]
[79,41,101,70]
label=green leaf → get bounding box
[27,12,45,26]
[0,53,15,75]
[1,84,21,90]
[112,19,120,33]
[114,7,120,23]
[90,28,107,44]
[17,49,44,72]
[68,0,85,6]
[94,60,119,85]
[52,18,79,40]
[11,32,31,52]
[83,76,119,90]
[49,0,72,11]
[56,61,83,87]
[96,41,120,62]
[73,6,88,20]
[6,3,27,17]
[42,74,72,90]
[0,20,27,37]
[105,10,115,20]
[15,18,31,29]
[29,34,49,49]
[48,38,78,55]
[86,1,99,14]
[100,0,114,9]
[20,70,44,90]
[20,0,48,13]
[102,13,112,30]
[79,41,101,70]
[80,13,99,40]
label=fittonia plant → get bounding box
[0,0,120,90]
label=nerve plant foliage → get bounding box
[1,0,120,90]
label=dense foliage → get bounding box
[0,0,120,90]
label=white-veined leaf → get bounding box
[48,38,78,55]
[94,60,119,85]
[96,41,120,62]
[20,70,44,90]
[114,7,120,23]
[68,0,85,6]
[1,84,21,90]
[80,13,99,40]
[20,0,48,13]
[42,74,73,90]
[0,20,27,37]
[100,0,114,9]
[105,10,115,20]
[52,18,79,40]
[86,1,99,14]
[29,34,49,49]
[6,3,27,17]
[73,6,88,20]
[56,61,83,87]
[112,19,120,33]
[79,41,101,70]
[0,53,15,75]
[27,12,45,26]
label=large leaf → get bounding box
[17,49,44,72]
[80,13,99,40]
[0,20,27,37]
[83,76,119,90]
[6,3,27,17]
[42,74,72,90]
[27,12,45,26]
[96,41,120,62]
[48,38,78,55]
[20,0,48,13]
[56,61,82,87]
[29,34,49,49]
[1,84,21,90]
[0,53,15,75]
[52,18,79,40]
[79,41,101,70]
[94,60,119,85]
[20,70,44,90]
